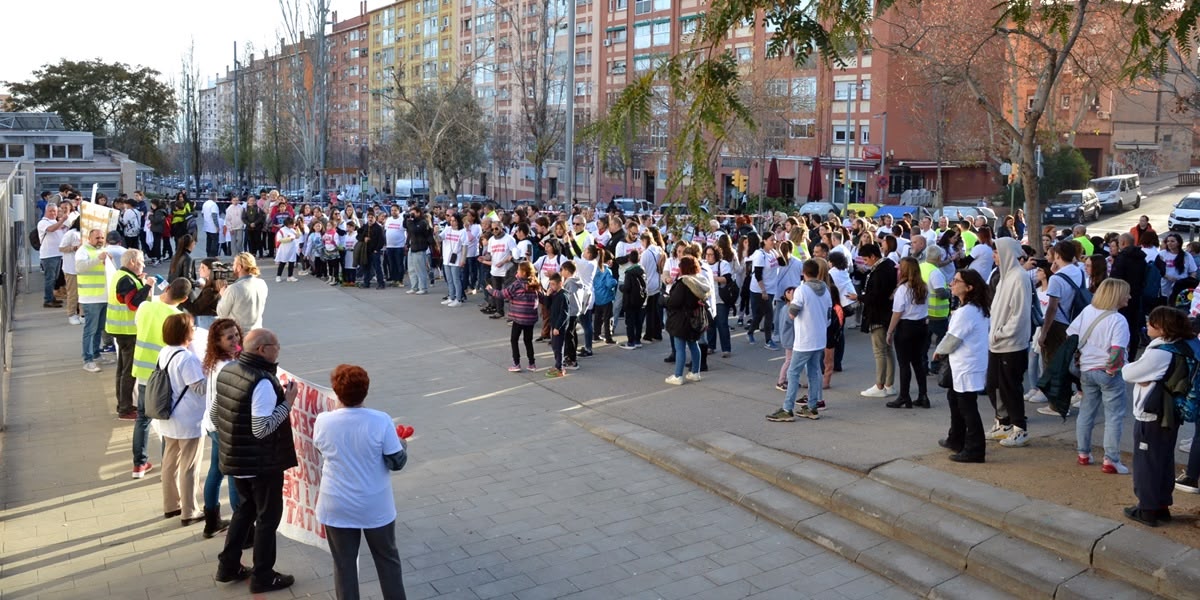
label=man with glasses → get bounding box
[568,216,594,259]
[482,223,516,318]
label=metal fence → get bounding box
[0,164,27,430]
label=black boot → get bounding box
[663,354,676,363]
[886,398,913,409]
[203,508,230,539]
[913,395,931,409]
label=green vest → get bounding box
[132,300,179,381]
[919,262,950,319]
[106,270,143,336]
[76,246,107,304]
[961,230,978,252]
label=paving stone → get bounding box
[1056,570,1157,600]
[1002,499,1121,564]
[892,504,998,569]
[792,512,889,562]
[829,479,927,538]
[1093,525,1191,595]
[856,540,958,596]
[927,573,1019,600]
[1159,548,1200,600]
[966,534,1085,599]
[776,460,863,507]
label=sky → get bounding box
[1,0,382,93]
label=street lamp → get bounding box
[873,111,887,203]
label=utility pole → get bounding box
[565,0,577,212]
[317,0,330,204]
[842,81,855,212]
[233,41,240,192]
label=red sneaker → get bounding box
[1077,454,1092,466]
[132,462,154,479]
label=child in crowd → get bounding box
[592,247,618,345]
[561,261,589,369]
[306,221,325,279]
[488,261,541,373]
[542,273,569,378]
[342,222,359,286]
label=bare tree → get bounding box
[278,0,330,198]
[179,42,203,195]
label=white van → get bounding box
[1088,174,1142,213]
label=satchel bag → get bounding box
[937,360,953,389]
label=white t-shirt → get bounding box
[534,254,564,288]
[1160,250,1197,297]
[488,234,516,277]
[384,216,407,248]
[59,229,81,275]
[946,303,989,392]
[892,283,929,321]
[712,260,733,305]
[465,223,482,257]
[1047,263,1086,325]
[202,200,220,234]
[749,249,773,294]
[275,226,300,262]
[38,218,65,259]
[760,251,781,296]
[790,282,831,353]
[968,243,993,277]
[1067,306,1129,372]
[156,346,206,440]
[441,228,466,267]
[920,228,939,247]
[313,407,403,529]
[203,358,230,433]
[830,267,855,307]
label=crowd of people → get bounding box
[32,182,1200,600]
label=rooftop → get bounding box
[0,113,66,131]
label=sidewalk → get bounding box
[0,272,914,600]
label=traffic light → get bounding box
[732,169,747,192]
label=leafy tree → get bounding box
[431,90,489,199]
[5,59,177,168]
[1038,146,1093,201]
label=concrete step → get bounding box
[866,459,1200,600]
[685,431,1160,600]
[569,410,1015,599]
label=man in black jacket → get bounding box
[858,244,897,398]
[1110,232,1148,358]
[213,328,299,593]
[406,207,433,294]
[358,211,386,289]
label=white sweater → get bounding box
[216,275,269,331]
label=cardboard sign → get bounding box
[276,367,343,548]
[79,201,119,236]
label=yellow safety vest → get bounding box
[961,230,978,252]
[77,246,108,304]
[132,300,179,381]
[920,262,950,319]
[106,270,143,336]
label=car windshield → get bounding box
[1090,180,1120,192]
[1178,197,1200,210]
[1052,193,1082,205]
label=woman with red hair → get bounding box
[313,365,408,599]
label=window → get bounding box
[653,0,669,9]
[735,46,752,63]
[789,119,815,138]
[767,121,786,152]
[463,42,472,54]
[575,50,591,65]
[652,21,670,45]
[609,27,627,43]
[791,77,816,111]
[833,125,856,144]
[1061,93,1071,109]
[382,28,394,45]
[859,124,870,144]
[681,18,698,36]
[649,121,668,149]
[834,81,857,100]
[614,0,627,8]
[576,81,591,96]
[767,79,787,97]
[634,23,651,49]
[889,171,925,195]
[3,144,24,159]
[635,0,651,14]
[860,79,871,100]
[634,55,652,72]
[576,21,591,35]
[610,59,627,74]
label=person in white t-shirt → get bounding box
[482,224,517,317]
[933,269,992,463]
[202,195,221,257]
[885,257,931,409]
[37,203,69,307]
[314,365,408,600]
[59,222,83,324]
[1067,278,1132,474]
[156,313,208,526]
[967,227,995,278]
[384,206,408,287]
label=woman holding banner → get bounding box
[313,364,408,600]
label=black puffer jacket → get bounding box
[215,354,297,476]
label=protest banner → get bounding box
[275,367,342,549]
[79,201,119,236]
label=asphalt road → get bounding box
[1084,177,1199,238]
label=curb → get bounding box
[567,410,1015,599]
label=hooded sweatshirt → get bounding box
[988,237,1032,353]
[664,274,712,340]
[788,279,831,353]
[562,275,590,317]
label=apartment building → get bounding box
[328,3,371,188]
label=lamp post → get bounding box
[842,82,855,212]
[873,111,887,203]
[564,0,577,213]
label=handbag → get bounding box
[937,360,953,389]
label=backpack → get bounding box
[29,228,42,251]
[688,299,711,336]
[717,263,739,306]
[1144,256,1165,302]
[1159,338,1200,424]
[827,303,844,345]
[144,349,188,420]
[1054,271,1092,322]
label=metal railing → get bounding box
[0,165,25,430]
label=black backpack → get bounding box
[1054,271,1092,322]
[717,264,739,306]
[145,349,188,420]
[29,228,41,251]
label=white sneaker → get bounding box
[68,315,81,325]
[1027,390,1048,403]
[82,362,101,373]
[999,427,1029,447]
[406,289,416,294]
[861,385,888,398]
[665,375,684,385]
[1071,391,1083,407]
[985,420,1012,441]
[287,277,299,282]
[447,300,461,307]
[440,299,452,305]
[1181,437,1193,453]
[1037,405,1065,416]
[685,372,703,382]
[276,276,282,282]
[415,290,428,295]
[883,385,897,397]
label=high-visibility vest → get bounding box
[132,300,179,381]
[77,246,108,304]
[106,270,143,336]
[961,230,978,252]
[920,262,950,319]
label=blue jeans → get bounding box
[205,431,240,511]
[445,264,464,302]
[580,308,594,352]
[385,247,407,283]
[410,250,430,291]
[673,336,701,377]
[41,256,62,303]
[195,315,215,329]
[466,257,482,290]
[1077,369,1128,463]
[361,252,384,287]
[784,349,824,412]
[707,303,732,352]
[133,384,153,467]
[206,232,220,257]
[81,303,107,362]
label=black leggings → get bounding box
[894,319,929,401]
[324,258,340,281]
[276,262,295,278]
[593,303,613,341]
[510,323,535,366]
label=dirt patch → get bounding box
[910,437,1200,548]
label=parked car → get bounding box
[844,202,880,218]
[1043,189,1101,224]
[1088,174,1142,212]
[1168,192,1200,231]
[873,205,932,222]
[796,201,840,218]
[929,206,998,230]
[604,197,652,216]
